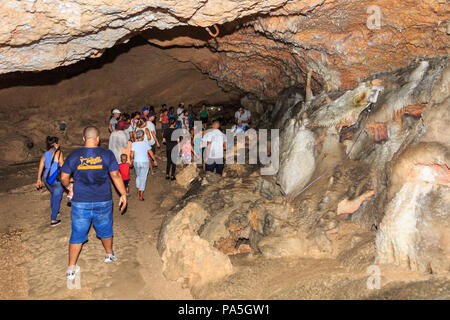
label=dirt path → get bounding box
[0,151,192,300]
[1,147,448,300]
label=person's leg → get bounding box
[123,180,129,196]
[101,237,113,255]
[135,162,149,199]
[140,163,149,197]
[215,159,225,175]
[171,157,176,177]
[92,201,116,262]
[151,145,157,166]
[51,182,64,220]
[68,202,92,268]
[205,163,214,172]
[45,181,62,222]
[166,149,171,177]
[68,244,82,266]
[135,163,144,191]
[92,200,114,256]
[135,163,142,189]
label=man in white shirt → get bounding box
[234,106,251,130]
[204,121,227,175]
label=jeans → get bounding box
[45,180,64,221]
[134,162,149,191]
[70,200,113,244]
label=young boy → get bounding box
[119,154,130,196]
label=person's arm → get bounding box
[145,128,151,141]
[151,130,160,147]
[148,149,157,165]
[110,170,127,212]
[109,122,113,133]
[57,150,64,167]
[36,154,45,189]
[130,150,135,164]
[61,172,71,189]
[205,141,211,162]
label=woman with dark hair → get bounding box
[36,136,66,226]
[163,118,179,180]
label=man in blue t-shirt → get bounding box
[61,126,127,280]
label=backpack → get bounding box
[46,148,61,185]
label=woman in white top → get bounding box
[131,130,157,201]
[137,118,157,175]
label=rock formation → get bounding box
[1,1,448,100]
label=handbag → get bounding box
[46,147,61,185]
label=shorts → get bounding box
[70,200,113,244]
[201,117,208,124]
[123,179,129,188]
[205,158,224,175]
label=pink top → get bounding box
[182,142,192,156]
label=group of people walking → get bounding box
[35,102,251,281]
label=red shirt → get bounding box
[119,163,130,181]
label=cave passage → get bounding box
[0,2,448,302]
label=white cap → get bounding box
[112,109,121,114]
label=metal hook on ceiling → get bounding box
[205,24,220,38]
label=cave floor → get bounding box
[0,150,192,300]
[0,145,448,300]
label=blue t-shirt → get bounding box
[131,141,150,163]
[61,147,120,203]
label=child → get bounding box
[119,154,130,197]
[161,110,169,144]
[180,136,193,166]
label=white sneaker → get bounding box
[66,265,80,280]
[104,252,118,263]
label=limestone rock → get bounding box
[1,1,447,102]
[277,118,316,197]
[337,190,375,216]
[376,182,449,274]
[176,164,199,188]
[0,0,289,74]
[158,202,233,288]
